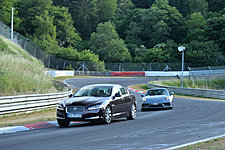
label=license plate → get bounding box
[67,114,82,118]
[153,103,159,105]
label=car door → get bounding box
[120,87,132,113]
[110,86,124,116]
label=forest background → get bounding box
[1,0,225,67]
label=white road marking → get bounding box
[163,133,225,150]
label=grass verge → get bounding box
[178,137,225,150]
[150,77,225,90]
[0,107,56,127]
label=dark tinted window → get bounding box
[146,89,168,96]
[120,88,128,95]
[75,86,113,97]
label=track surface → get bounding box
[1,77,225,150]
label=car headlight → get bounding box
[57,104,64,110]
[88,104,102,110]
[142,97,146,102]
[166,96,169,100]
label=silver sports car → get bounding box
[141,88,174,111]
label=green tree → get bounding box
[0,0,21,29]
[53,0,99,39]
[89,22,132,62]
[51,6,82,49]
[189,0,208,16]
[168,0,190,16]
[125,21,143,56]
[144,45,169,63]
[205,14,225,55]
[153,0,185,44]
[117,8,144,40]
[206,0,225,12]
[53,0,117,39]
[185,12,206,42]
[185,41,222,66]
[141,6,170,48]
[131,0,155,8]
[33,10,56,41]
[133,45,148,62]
[97,0,117,22]
[117,0,134,16]
[163,40,179,62]
[17,0,53,36]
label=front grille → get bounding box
[66,106,85,114]
[150,104,163,107]
[142,104,149,107]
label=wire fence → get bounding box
[0,20,190,71]
[188,66,225,90]
[1,20,225,73]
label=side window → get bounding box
[112,87,121,96]
[120,87,128,95]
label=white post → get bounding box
[178,46,186,88]
[181,50,184,88]
[11,7,15,41]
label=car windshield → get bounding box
[146,89,168,96]
[74,86,113,97]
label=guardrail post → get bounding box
[34,46,38,57]
[102,63,105,72]
[24,39,28,50]
[208,66,211,80]
[188,67,191,81]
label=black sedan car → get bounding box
[57,84,137,127]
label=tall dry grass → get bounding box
[0,36,57,96]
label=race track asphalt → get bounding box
[0,77,225,150]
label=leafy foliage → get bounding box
[0,0,21,29]
[0,0,224,66]
[89,22,131,62]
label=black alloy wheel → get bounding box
[57,119,70,127]
[127,103,136,120]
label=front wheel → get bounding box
[103,106,112,124]
[169,102,174,109]
[57,119,70,127]
[127,103,136,120]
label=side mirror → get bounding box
[141,94,145,97]
[170,92,174,95]
[69,94,73,98]
[115,92,121,97]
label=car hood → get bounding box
[145,95,168,102]
[63,96,110,106]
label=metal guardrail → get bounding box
[0,90,72,115]
[148,83,225,100]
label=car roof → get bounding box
[83,84,122,87]
[147,88,168,91]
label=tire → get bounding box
[127,103,136,120]
[57,119,70,127]
[103,106,112,124]
[169,102,173,109]
[141,108,146,111]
